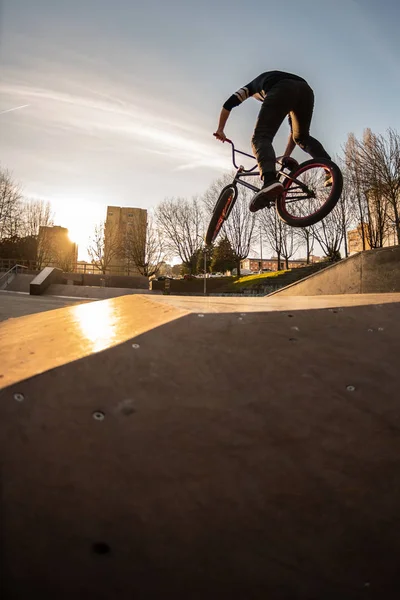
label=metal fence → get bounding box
[0,258,143,277]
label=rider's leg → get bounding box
[289,82,332,185]
[251,80,296,180]
[250,80,297,212]
[289,82,330,158]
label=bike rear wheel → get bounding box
[276,158,343,227]
[205,185,238,245]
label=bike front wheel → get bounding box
[205,185,238,245]
[276,158,343,228]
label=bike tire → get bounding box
[205,185,238,245]
[276,158,343,228]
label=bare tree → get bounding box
[36,226,77,271]
[0,167,23,239]
[53,245,77,272]
[281,224,299,269]
[361,128,400,245]
[203,173,256,276]
[344,128,400,249]
[295,226,315,264]
[364,188,390,249]
[21,198,54,237]
[259,208,285,270]
[156,197,204,274]
[334,164,355,258]
[344,133,369,251]
[87,221,121,274]
[312,202,345,261]
[260,208,299,270]
[36,226,55,270]
[125,213,167,277]
[225,192,256,276]
[355,130,389,249]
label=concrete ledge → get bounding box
[30,267,62,295]
[271,246,400,296]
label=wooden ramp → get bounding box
[1,294,400,599]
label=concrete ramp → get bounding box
[271,246,400,296]
[4,273,36,293]
[1,294,400,598]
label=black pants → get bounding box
[251,79,330,178]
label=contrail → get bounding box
[0,104,30,115]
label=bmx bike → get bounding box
[205,140,343,246]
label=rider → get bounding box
[214,70,331,212]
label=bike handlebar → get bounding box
[220,138,299,173]
[222,139,258,172]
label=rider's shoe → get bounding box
[249,176,284,213]
[324,170,333,187]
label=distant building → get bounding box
[347,224,371,255]
[105,206,147,275]
[37,226,78,271]
[347,222,397,255]
[240,255,322,273]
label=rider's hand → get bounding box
[213,129,227,142]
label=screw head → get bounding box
[93,411,105,421]
[132,343,140,349]
[14,393,24,402]
[92,542,111,555]
[197,314,204,318]
[346,385,356,392]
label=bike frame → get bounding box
[225,139,312,199]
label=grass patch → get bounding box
[218,270,289,292]
[234,271,289,285]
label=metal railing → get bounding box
[0,264,28,290]
[0,259,142,277]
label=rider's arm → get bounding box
[214,75,265,141]
[214,84,252,141]
[214,108,230,141]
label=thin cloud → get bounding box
[0,104,30,115]
[0,81,228,171]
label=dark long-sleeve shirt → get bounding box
[223,70,307,111]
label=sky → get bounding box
[1,0,400,259]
